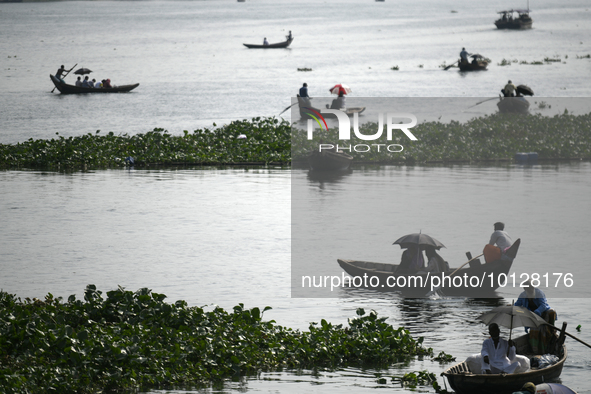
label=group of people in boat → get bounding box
[75,76,112,89]
[396,221,515,275]
[466,280,557,377]
[297,82,347,110]
[459,47,483,66]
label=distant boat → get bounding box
[237,0,245,2]
[243,37,293,49]
[495,9,533,29]
[459,54,489,71]
[49,75,139,94]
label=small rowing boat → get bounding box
[50,75,139,94]
[307,149,353,171]
[243,37,293,49]
[459,54,489,71]
[442,331,567,394]
[497,96,530,114]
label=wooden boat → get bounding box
[497,96,530,114]
[459,54,489,71]
[307,149,353,171]
[243,37,293,49]
[495,9,533,29]
[442,331,567,394]
[50,75,139,94]
[337,239,520,297]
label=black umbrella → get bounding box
[74,68,92,75]
[393,233,445,250]
[517,85,534,96]
[478,303,546,341]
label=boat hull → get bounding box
[459,60,488,71]
[243,38,293,49]
[443,334,566,394]
[497,97,530,114]
[50,75,139,94]
[336,257,513,297]
[307,150,353,171]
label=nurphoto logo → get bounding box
[306,110,418,153]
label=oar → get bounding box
[279,103,294,116]
[466,97,497,109]
[426,253,484,296]
[51,63,77,93]
[443,60,459,70]
[544,323,591,349]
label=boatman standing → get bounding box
[55,64,75,82]
[263,37,269,46]
[299,83,311,107]
[460,47,469,64]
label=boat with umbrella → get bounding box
[336,234,520,297]
[297,84,366,120]
[498,85,534,114]
[459,54,490,71]
[442,305,567,394]
[49,74,139,94]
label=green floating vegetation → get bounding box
[391,65,399,70]
[0,117,291,170]
[297,67,313,72]
[292,111,591,163]
[0,286,433,393]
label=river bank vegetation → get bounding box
[0,286,436,393]
[1,111,590,170]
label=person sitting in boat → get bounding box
[516,280,557,354]
[396,245,424,273]
[483,221,513,263]
[424,247,449,273]
[94,79,103,88]
[75,76,83,87]
[460,47,469,64]
[481,323,530,374]
[102,79,112,88]
[502,80,517,97]
[287,30,293,40]
[263,37,269,46]
[81,76,92,88]
[330,91,346,110]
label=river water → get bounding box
[1,0,591,392]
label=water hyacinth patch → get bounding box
[0,286,433,393]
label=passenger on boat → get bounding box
[516,280,557,354]
[481,323,530,374]
[503,80,517,97]
[287,30,293,40]
[483,221,513,263]
[424,247,449,273]
[102,79,112,88]
[512,382,537,394]
[460,47,469,64]
[263,37,269,46]
[94,79,103,88]
[330,91,346,110]
[75,76,83,87]
[397,246,425,273]
[81,76,92,88]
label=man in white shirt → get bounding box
[489,222,513,252]
[481,323,529,374]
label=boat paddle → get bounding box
[544,323,591,350]
[279,103,294,116]
[425,253,484,297]
[466,97,498,110]
[443,60,459,71]
[51,63,77,93]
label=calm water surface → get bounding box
[1,165,590,393]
